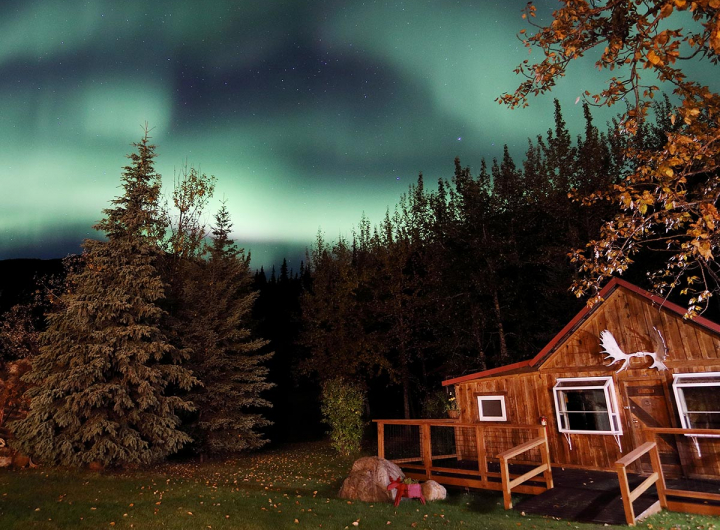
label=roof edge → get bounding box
[442,360,532,386]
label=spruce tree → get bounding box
[181,203,273,454]
[12,131,196,467]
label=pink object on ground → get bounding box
[387,477,426,506]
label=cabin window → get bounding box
[553,377,622,435]
[672,372,720,431]
[477,395,507,422]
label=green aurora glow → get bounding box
[1,1,716,270]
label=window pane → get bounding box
[683,387,720,413]
[686,413,720,430]
[566,411,611,431]
[677,375,720,386]
[555,379,607,389]
[563,389,608,413]
[481,399,503,418]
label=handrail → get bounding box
[374,419,542,429]
[641,427,720,516]
[497,436,546,461]
[614,441,666,526]
[497,430,553,510]
[615,441,656,467]
[642,427,720,436]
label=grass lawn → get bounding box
[0,441,718,530]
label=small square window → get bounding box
[477,395,507,422]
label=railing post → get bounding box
[377,422,385,459]
[540,426,554,490]
[421,423,432,480]
[475,425,487,486]
[646,434,667,510]
[500,454,512,509]
[616,464,636,526]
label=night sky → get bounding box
[2,1,706,271]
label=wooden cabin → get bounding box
[443,277,720,478]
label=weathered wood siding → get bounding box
[454,287,720,472]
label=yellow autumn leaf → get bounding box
[647,49,662,65]
[711,23,720,54]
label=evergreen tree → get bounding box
[300,234,374,382]
[181,203,273,454]
[12,131,196,467]
[544,99,576,193]
[254,267,268,287]
[279,258,289,284]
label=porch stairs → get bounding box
[513,468,659,526]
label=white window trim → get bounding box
[477,395,507,422]
[672,371,720,436]
[553,376,622,435]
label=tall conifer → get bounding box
[181,203,273,454]
[12,131,196,467]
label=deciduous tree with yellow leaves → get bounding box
[500,0,720,316]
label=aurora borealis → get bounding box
[0,0,698,270]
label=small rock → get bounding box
[421,480,447,501]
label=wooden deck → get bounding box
[515,468,720,525]
[514,468,659,526]
[376,419,720,525]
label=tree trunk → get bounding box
[400,351,411,419]
[492,289,509,363]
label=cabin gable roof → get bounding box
[443,278,720,386]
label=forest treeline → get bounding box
[0,98,682,463]
[298,99,678,418]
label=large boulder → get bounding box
[338,457,405,503]
[421,480,447,501]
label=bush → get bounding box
[320,378,366,455]
[421,390,456,418]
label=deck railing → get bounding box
[614,441,665,526]
[374,419,553,501]
[641,427,720,517]
[498,432,553,509]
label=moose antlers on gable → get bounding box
[599,327,668,372]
